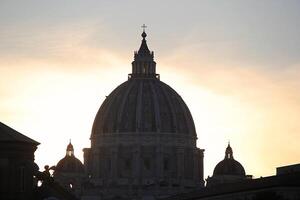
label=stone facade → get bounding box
[84,134,204,198]
[0,121,39,200]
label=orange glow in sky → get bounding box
[1,0,300,180]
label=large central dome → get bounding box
[84,29,204,199]
[91,31,196,137]
[92,78,196,136]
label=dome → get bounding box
[213,144,246,176]
[55,141,84,174]
[91,31,196,137]
[213,159,245,176]
[92,79,196,136]
[56,156,84,173]
[83,29,205,198]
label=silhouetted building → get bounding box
[161,163,300,200]
[81,30,204,199]
[44,29,300,200]
[206,143,251,187]
[277,163,300,175]
[54,141,85,197]
[0,121,39,200]
[0,121,79,200]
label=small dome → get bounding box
[213,159,245,176]
[55,141,84,174]
[213,144,246,176]
[56,156,84,174]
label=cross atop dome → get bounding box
[141,24,147,39]
[141,24,147,32]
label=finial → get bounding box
[225,142,233,159]
[141,24,147,32]
[141,24,147,39]
[66,139,74,156]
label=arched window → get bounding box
[107,158,111,171]
[144,158,151,170]
[163,157,169,171]
[124,158,132,170]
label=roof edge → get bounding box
[0,121,40,145]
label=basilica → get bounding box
[54,29,204,199]
[1,29,300,200]
[51,30,300,200]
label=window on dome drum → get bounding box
[164,157,170,171]
[107,158,111,171]
[144,158,151,170]
[124,158,132,170]
[37,180,42,187]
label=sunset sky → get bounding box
[1,0,300,179]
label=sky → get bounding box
[1,0,300,179]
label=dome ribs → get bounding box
[157,81,176,133]
[140,80,156,132]
[116,80,137,132]
[91,79,197,137]
[149,80,161,132]
[103,83,128,133]
[91,94,110,135]
[180,98,197,136]
[164,85,188,134]
[91,82,127,135]
[164,84,195,135]
[135,80,144,132]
